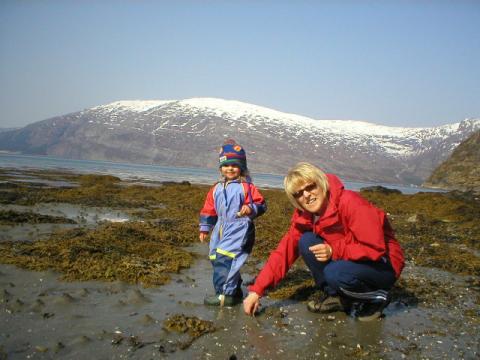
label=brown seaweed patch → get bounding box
[138,314,156,325]
[267,268,315,300]
[0,210,76,225]
[402,235,480,276]
[251,188,293,259]
[163,314,216,337]
[391,275,465,309]
[2,169,478,287]
[77,174,120,187]
[0,222,194,286]
[163,314,216,349]
[0,346,8,360]
[0,173,208,247]
[360,189,480,276]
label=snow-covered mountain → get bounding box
[1,98,479,185]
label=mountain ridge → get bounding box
[0,98,478,185]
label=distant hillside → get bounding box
[0,98,479,185]
[0,127,20,133]
[424,130,480,192]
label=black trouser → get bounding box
[299,232,396,303]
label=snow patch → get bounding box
[93,100,175,113]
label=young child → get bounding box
[199,139,267,306]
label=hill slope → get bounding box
[0,98,478,185]
[424,130,480,192]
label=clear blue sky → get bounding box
[0,0,478,128]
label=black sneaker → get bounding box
[307,294,346,313]
[356,296,391,322]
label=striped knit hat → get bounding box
[218,139,247,171]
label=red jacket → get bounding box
[249,174,405,297]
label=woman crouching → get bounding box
[243,162,404,321]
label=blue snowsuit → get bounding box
[199,180,266,295]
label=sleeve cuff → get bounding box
[247,284,264,297]
[199,225,211,233]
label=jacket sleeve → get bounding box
[334,194,387,261]
[248,219,301,296]
[244,183,267,218]
[199,186,217,233]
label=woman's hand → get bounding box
[309,243,333,262]
[243,292,260,316]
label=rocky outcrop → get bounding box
[424,130,480,192]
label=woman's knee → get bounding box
[298,232,324,257]
[324,261,356,291]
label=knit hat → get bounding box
[218,139,247,171]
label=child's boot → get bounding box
[204,290,243,306]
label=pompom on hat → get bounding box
[218,139,247,171]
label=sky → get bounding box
[0,0,479,129]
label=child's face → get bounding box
[220,164,241,181]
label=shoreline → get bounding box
[0,153,445,193]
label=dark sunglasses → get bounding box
[293,183,317,198]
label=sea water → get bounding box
[0,153,440,194]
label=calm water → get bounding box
[0,153,439,194]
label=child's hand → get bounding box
[199,232,209,243]
[237,205,252,217]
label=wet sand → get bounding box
[1,245,479,359]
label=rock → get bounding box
[161,181,191,186]
[125,289,151,305]
[7,298,25,313]
[406,214,427,223]
[29,299,45,313]
[52,292,75,305]
[73,288,90,297]
[53,342,65,353]
[0,289,12,303]
[35,345,48,353]
[69,335,91,346]
[138,314,156,325]
[360,186,402,195]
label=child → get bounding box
[199,139,267,306]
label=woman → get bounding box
[243,162,404,321]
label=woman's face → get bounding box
[293,181,325,214]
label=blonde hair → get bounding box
[284,162,329,210]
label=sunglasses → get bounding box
[292,183,317,198]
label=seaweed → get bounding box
[0,210,76,225]
[0,222,193,286]
[0,169,478,293]
[163,314,216,349]
[361,188,480,276]
[163,314,216,338]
